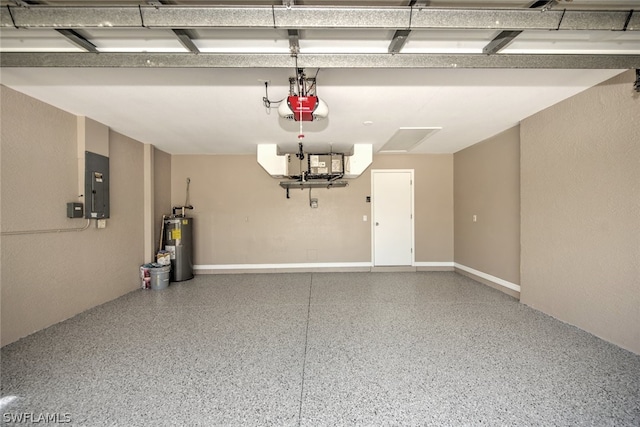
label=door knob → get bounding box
[376,222,379,226]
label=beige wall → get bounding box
[520,70,640,354]
[372,154,454,263]
[1,86,145,346]
[454,127,520,289]
[170,153,453,266]
[153,147,172,249]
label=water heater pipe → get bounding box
[158,214,166,253]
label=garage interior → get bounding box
[1,0,639,425]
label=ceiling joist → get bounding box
[2,52,639,69]
[2,6,638,31]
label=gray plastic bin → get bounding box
[150,265,171,290]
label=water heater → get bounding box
[164,217,194,282]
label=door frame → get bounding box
[371,169,415,267]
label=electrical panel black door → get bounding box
[85,151,110,219]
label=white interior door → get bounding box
[372,170,414,266]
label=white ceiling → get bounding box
[0,67,625,154]
[0,0,638,155]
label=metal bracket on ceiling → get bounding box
[55,29,98,53]
[288,29,300,56]
[409,0,430,8]
[483,0,557,55]
[148,0,176,5]
[483,30,522,55]
[622,10,633,32]
[4,5,17,28]
[138,5,146,28]
[388,29,411,54]
[173,29,200,54]
[528,0,552,8]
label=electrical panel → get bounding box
[85,151,110,219]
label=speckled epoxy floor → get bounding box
[2,272,639,426]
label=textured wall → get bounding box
[170,154,453,266]
[153,147,172,249]
[1,86,145,346]
[520,70,640,354]
[454,127,520,286]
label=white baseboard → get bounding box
[453,263,521,293]
[194,261,456,273]
[414,262,455,268]
[194,262,372,273]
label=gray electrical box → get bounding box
[85,151,110,219]
[67,202,84,218]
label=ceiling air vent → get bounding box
[379,127,442,153]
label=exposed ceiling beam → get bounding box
[5,6,144,28]
[55,29,98,53]
[2,52,639,69]
[172,29,199,54]
[150,6,408,30]
[4,6,638,31]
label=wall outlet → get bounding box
[472,215,477,223]
[97,219,107,229]
[363,215,368,222]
